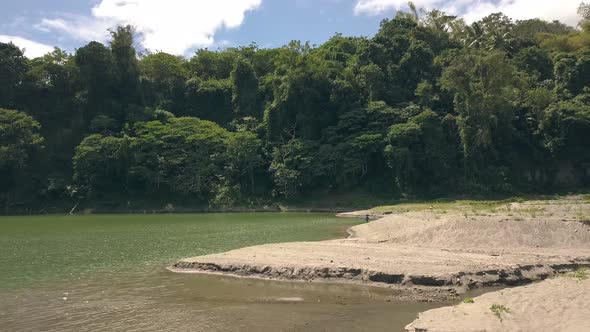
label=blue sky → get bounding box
[213,0,389,48]
[0,0,583,58]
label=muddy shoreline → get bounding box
[170,260,590,289]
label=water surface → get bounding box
[0,213,445,331]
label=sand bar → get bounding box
[170,198,590,330]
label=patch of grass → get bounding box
[463,297,475,304]
[370,199,514,215]
[490,304,511,322]
[367,194,584,215]
[515,207,545,217]
[562,268,589,281]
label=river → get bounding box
[0,213,445,331]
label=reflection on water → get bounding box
[0,267,445,331]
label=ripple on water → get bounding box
[0,269,447,331]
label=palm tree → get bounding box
[487,31,516,54]
[407,1,420,22]
[464,23,486,49]
[424,9,457,33]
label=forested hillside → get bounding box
[1,4,590,212]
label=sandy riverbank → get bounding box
[170,197,590,329]
[405,273,590,332]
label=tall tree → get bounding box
[140,52,187,113]
[0,109,44,210]
[75,41,117,127]
[231,58,260,118]
[110,25,142,109]
[441,50,522,190]
[0,43,28,108]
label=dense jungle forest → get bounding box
[1,4,590,213]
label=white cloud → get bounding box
[354,0,582,26]
[0,35,54,58]
[37,0,262,55]
[37,15,112,42]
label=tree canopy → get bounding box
[1,4,590,212]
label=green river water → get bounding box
[0,213,446,331]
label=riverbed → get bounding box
[0,213,445,331]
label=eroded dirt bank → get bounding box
[171,242,590,288]
[171,198,590,289]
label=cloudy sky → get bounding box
[0,0,584,58]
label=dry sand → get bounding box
[406,274,590,332]
[170,197,590,331]
[172,199,590,286]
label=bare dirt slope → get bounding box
[171,198,590,288]
[351,202,590,250]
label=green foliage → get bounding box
[0,43,28,108]
[386,109,452,194]
[0,109,45,210]
[1,6,590,211]
[370,199,513,214]
[90,115,118,135]
[540,99,590,165]
[141,52,187,84]
[458,13,517,54]
[109,25,142,106]
[225,131,265,197]
[75,41,118,124]
[270,139,319,198]
[140,52,187,112]
[512,19,573,41]
[490,304,511,322]
[73,134,129,197]
[0,108,44,169]
[579,3,590,24]
[187,48,238,80]
[74,117,235,202]
[231,58,260,117]
[184,78,233,125]
[441,50,523,191]
[514,47,553,80]
[463,297,475,303]
[538,23,590,52]
[562,268,589,281]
